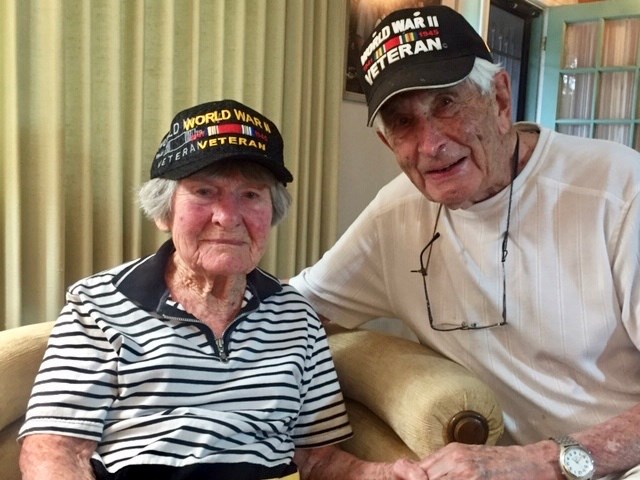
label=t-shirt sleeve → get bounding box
[290,312,352,447]
[18,290,118,442]
[290,192,397,328]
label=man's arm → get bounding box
[20,434,98,480]
[294,444,428,480]
[418,403,640,479]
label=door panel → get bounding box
[540,0,640,151]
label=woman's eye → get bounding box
[242,190,263,200]
[397,116,412,127]
[195,188,213,197]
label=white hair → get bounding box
[137,162,292,227]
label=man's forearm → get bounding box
[576,403,640,476]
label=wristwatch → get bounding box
[552,436,596,480]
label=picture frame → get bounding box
[343,0,443,102]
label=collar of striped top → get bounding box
[112,239,283,314]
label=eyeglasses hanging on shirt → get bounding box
[411,136,519,331]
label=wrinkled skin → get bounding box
[377,71,516,210]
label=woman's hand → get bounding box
[296,445,430,480]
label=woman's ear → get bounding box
[493,70,513,134]
[155,217,171,232]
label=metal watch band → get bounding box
[552,435,581,447]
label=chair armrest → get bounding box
[326,324,504,457]
[0,322,54,430]
[0,321,54,480]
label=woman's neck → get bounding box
[165,254,247,336]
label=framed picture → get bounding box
[344,0,442,102]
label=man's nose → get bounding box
[416,120,447,158]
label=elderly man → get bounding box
[291,6,640,480]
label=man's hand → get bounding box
[418,441,560,480]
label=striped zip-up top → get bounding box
[19,240,352,476]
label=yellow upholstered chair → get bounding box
[0,321,54,480]
[0,321,503,479]
[325,324,504,461]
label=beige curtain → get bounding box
[0,0,346,330]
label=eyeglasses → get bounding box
[412,136,519,331]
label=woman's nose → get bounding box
[211,195,241,226]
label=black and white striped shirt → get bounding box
[19,240,352,477]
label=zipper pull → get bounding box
[215,337,228,362]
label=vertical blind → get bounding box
[0,0,346,330]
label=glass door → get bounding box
[540,0,640,151]
[488,0,542,121]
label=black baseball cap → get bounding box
[357,6,494,126]
[151,100,293,184]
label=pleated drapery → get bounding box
[0,0,345,330]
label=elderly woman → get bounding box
[18,100,429,480]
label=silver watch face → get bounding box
[562,445,595,478]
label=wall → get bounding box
[334,1,487,340]
[337,100,400,235]
[338,99,421,340]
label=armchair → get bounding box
[325,324,504,461]
[0,321,504,479]
[0,321,54,480]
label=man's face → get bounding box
[377,72,513,209]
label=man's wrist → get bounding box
[532,439,568,480]
[551,436,595,480]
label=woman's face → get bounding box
[157,168,273,278]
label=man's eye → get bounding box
[432,97,457,117]
[388,115,414,132]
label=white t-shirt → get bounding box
[291,125,640,445]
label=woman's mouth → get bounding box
[204,238,244,246]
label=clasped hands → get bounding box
[388,441,558,480]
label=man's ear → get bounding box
[493,70,513,134]
[376,129,393,150]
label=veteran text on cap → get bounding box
[357,6,493,126]
[151,100,293,184]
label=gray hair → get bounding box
[138,162,292,227]
[374,58,503,135]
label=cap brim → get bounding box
[159,153,294,184]
[366,55,476,126]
